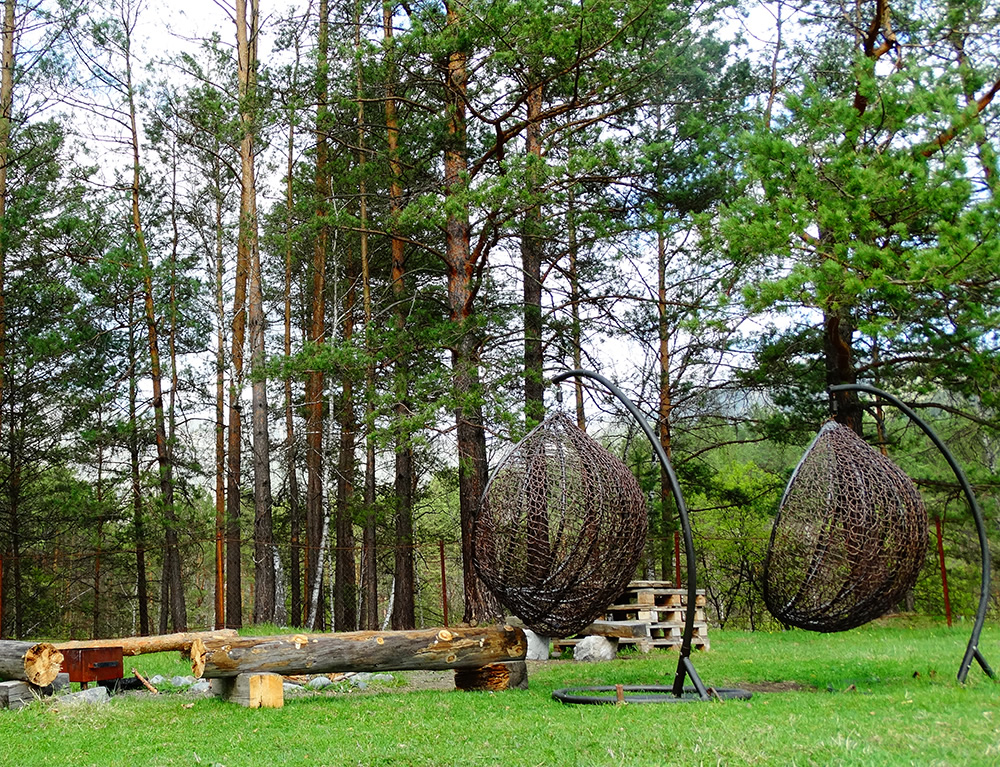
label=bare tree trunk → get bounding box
[656,222,675,581]
[124,12,186,631]
[213,153,227,631]
[284,107,302,627]
[384,2,415,630]
[93,407,105,639]
[334,245,358,632]
[233,0,275,625]
[0,0,12,465]
[566,184,585,429]
[356,2,378,632]
[225,162,249,629]
[0,0,9,642]
[443,2,500,624]
[127,298,149,636]
[521,80,544,429]
[305,0,330,629]
[824,302,862,434]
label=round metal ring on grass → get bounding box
[552,685,752,704]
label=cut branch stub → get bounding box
[474,411,648,637]
[763,421,928,632]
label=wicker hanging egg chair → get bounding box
[474,411,649,637]
[763,421,928,632]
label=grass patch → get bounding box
[4,623,1000,766]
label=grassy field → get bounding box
[3,620,1000,766]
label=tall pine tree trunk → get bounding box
[656,223,675,581]
[125,22,186,632]
[567,186,585,429]
[0,0,14,639]
[306,0,330,629]
[213,152,227,631]
[334,244,358,632]
[127,298,150,635]
[385,0,415,630]
[521,81,544,429]
[356,2,378,632]
[234,0,275,625]
[0,0,12,477]
[225,164,248,629]
[443,0,498,624]
[823,301,862,434]
[284,109,302,627]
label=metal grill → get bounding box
[474,411,649,637]
[763,420,928,632]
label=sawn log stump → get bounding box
[0,641,63,687]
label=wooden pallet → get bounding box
[553,581,710,654]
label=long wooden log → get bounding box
[0,641,63,687]
[55,629,239,658]
[578,620,652,639]
[191,625,527,679]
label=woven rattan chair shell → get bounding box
[763,421,928,632]
[474,411,649,637]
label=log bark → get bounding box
[0,641,63,687]
[55,629,238,658]
[191,625,526,679]
[578,620,652,639]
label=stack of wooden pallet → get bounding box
[553,580,709,654]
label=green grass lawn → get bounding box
[4,620,1000,766]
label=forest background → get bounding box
[0,0,997,642]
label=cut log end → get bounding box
[454,661,528,692]
[189,638,207,679]
[24,644,64,688]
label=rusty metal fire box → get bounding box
[60,647,124,688]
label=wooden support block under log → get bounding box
[454,661,528,692]
[212,673,284,709]
[0,679,40,709]
[55,629,239,658]
[0,641,63,687]
[191,625,527,679]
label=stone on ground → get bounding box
[573,635,618,662]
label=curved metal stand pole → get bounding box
[552,369,708,699]
[830,383,996,683]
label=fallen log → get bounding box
[55,629,239,658]
[191,625,527,679]
[0,641,63,687]
[577,620,652,639]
